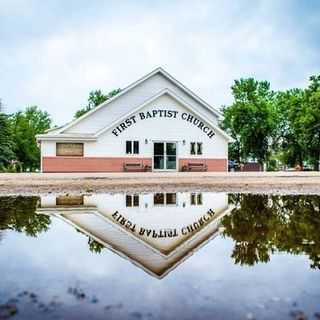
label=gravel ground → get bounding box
[0,172,320,195]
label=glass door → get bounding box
[154,142,165,170]
[153,142,177,171]
[166,142,176,170]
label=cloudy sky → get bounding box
[1,0,319,125]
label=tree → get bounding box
[221,78,276,166]
[273,89,305,168]
[0,196,51,237]
[223,194,320,269]
[0,99,15,170]
[273,75,320,170]
[300,75,320,170]
[74,88,121,119]
[11,106,51,171]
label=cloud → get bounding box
[0,0,319,125]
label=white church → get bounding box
[37,68,232,172]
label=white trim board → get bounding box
[57,67,222,134]
[94,88,233,142]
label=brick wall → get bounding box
[179,158,227,172]
[42,157,152,172]
[43,157,227,172]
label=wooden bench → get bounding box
[183,162,208,172]
[123,162,151,172]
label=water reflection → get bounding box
[37,192,230,278]
[223,194,320,269]
[0,193,320,276]
[0,196,50,237]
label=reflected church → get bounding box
[37,192,232,278]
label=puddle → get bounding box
[0,192,319,319]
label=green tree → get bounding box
[0,99,15,170]
[223,194,320,269]
[273,75,320,170]
[0,196,51,237]
[88,237,105,254]
[300,75,320,170]
[0,113,15,170]
[74,88,121,119]
[222,79,276,166]
[11,106,51,171]
[273,89,305,168]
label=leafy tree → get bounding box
[223,194,280,265]
[74,88,121,118]
[0,196,51,237]
[223,194,320,269]
[76,229,105,254]
[300,75,320,170]
[273,89,305,167]
[11,106,51,171]
[0,112,15,170]
[273,75,320,170]
[88,237,105,254]
[222,78,276,165]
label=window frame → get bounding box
[56,143,84,157]
[126,194,139,207]
[153,193,177,206]
[126,140,139,155]
[191,193,203,206]
[190,142,203,155]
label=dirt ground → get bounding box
[0,171,320,195]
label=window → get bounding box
[154,193,177,206]
[190,142,196,155]
[190,142,203,155]
[126,141,139,154]
[126,194,139,207]
[56,143,83,156]
[56,195,84,206]
[133,141,139,154]
[191,193,203,205]
[166,193,177,205]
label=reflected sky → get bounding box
[0,193,320,320]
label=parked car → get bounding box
[228,160,239,172]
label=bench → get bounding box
[123,162,151,172]
[182,162,208,172]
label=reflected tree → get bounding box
[223,194,320,269]
[274,195,320,268]
[88,237,105,254]
[75,228,105,254]
[0,196,51,237]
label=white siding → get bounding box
[83,94,227,159]
[39,192,228,277]
[41,141,56,156]
[63,73,219,134]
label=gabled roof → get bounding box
[94,88,233,142]
[37,204,232,279]
[56,67,222,134]
[37,89,233,142]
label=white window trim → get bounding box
[190,141,203,156]
[125,140,140,156]
[153,193,178,207]
[125,194,140,207]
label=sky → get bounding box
[1,0,319,126]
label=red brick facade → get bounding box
[42,157,152,172]
[42,157,227,172]
[179,158,227,172]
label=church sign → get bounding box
[112,109,216,139]
[111,208,216,239]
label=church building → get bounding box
[37,68,232,172]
